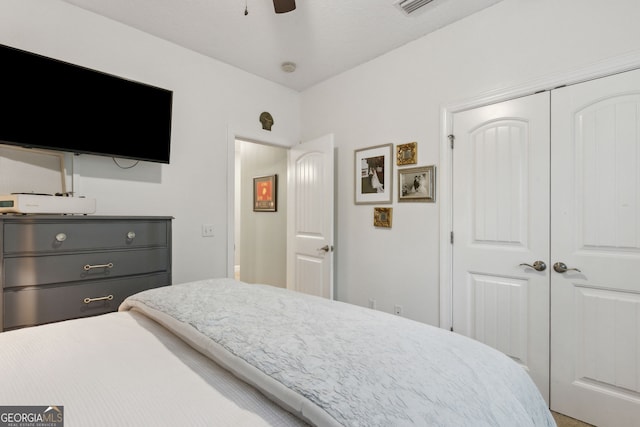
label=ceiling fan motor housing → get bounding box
[274,0,296,14]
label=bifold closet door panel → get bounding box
[451,91,551,403]
[550,68,640,427]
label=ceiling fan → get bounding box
[273,0,296,14]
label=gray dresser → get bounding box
[0,215,172,331]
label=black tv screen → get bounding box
[0,44,173,163]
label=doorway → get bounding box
[228,132,335,298]
[234,138,288,287]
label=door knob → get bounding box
[318,245,334,253]
[519,261,547,271]
[553,262,581,273]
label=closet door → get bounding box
[451,92,551,402]
[551,68,640,427]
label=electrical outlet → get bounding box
[368,298,377,309]
[394,305,403,316]
[201,224,214,237]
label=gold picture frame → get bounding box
[396,142,417,166]
[373,207,393,228]
[398,165,435,203]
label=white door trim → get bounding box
[438,50,640,330]
[226,126,294,279]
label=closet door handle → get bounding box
[519,261,547,271]
[553,262,581,273]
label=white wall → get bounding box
[301,0,640,325]
[5,0,640,327]
[0,0,300,284]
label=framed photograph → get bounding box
[354,143,393,204]
[396,142,417,166]
[373,207,393,228]
[253,174,277,212]
[398,165,436,203]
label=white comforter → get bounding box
[120,278,556,427]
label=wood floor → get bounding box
[552,411,594,427]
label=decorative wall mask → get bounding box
[260,112,274,131]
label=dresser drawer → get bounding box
[3,274,170,330]
[3,220,168,254]
[4,248,170,288]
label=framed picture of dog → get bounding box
[398,165,435,203]
[354,144,393,204]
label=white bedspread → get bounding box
[120,278,556,427]
[0,309,307,426]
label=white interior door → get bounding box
[550,68,640,427]
[287,134,334,298]
[452,92,551,402]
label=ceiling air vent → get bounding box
[394,0,436,15]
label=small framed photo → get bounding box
[398,165,436,203]
[354,143,393,204]
[253,174,277,212]
[396,142,417,166]
[374,207,392,228]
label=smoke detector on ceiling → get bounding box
[281,62,297,73]
[394,0,437,15]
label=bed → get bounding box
[0,278,556,426]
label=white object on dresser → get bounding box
[0,193,96,214]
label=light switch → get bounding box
[201,224,214,237]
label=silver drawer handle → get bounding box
[83,295,114,304]
[55,233,67,242]
[127,231,136,240]
[83,262,114,271]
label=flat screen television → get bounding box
[0,44,173,164]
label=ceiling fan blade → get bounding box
[273,0,296,14]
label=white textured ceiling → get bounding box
[62,0,502,91]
